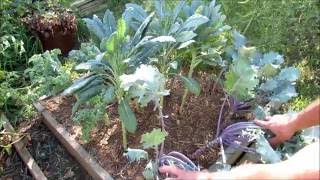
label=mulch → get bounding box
[0,116,91,180]
[41,72,238,179]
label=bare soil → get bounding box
[0,116,90,180]
[41,72,237,179]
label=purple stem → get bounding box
[167,152,197,169]
[159,155,197,171]
[192,122,262,158]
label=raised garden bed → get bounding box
[0,114,91,180]
[36,73,248,178]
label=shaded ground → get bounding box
[42,72,237,179]
[0,116,90,180]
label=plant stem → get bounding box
[159,97,165,130]
[212,68,225,93]
[216,95,227,139]
[154,146,160,179]
[179,51,196,115]
[121,121,127,150]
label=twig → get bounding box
[215,95,227,138]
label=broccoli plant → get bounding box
[192,121,263,158]
[62,9,174,149]
[178,0,230,113]
[195,30,300,165]
[123,0,211,114]
[141,128,168,179]
[224,31,300,118]
[120,65,170,131]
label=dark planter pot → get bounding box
[23,12,78,56]
[38,30,77,55]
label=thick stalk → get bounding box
[121,121,127,150]
[179,52,196,114]
[216,95,227,138]
[154,146,159,179]
[159,102,165,131]
[159,96,165,155]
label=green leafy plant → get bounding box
[25,49,73,97]
[123,0,214,117]
[0,15,42,71]
[63,9,172,148]
[141,128,168,179]
[223,31,300,118]
[120,65,170,130]
[73,95,109,141]
[177,0,230,113]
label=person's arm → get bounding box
[254,99,320,145]
[159,142,320,180]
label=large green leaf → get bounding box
[106,32,117,53]
[83,15,107,40]
[130,12,154,47]
[62,75,97,96]
[118,99,137,133]
[124,148,148,162]
[149,36,176,43]
[179,75,201,96]
[103,9,116,36]
[224,58,259,101]
[123,3,147,23]
[175,31,197,42]
[74,60,109,73]
[178,40,195,49]
[256,135,281,163]
[117,18,126,40]
[72,83,105,115]
[141,128,167,149]
[103,86,115,104]
[181,14,209,30]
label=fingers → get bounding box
[269,137,281,147]
[159,166,182,176]
[264,116,273,121]
[254,119,270,129]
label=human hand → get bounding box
[254,114,297,146]
[159,166,210,180]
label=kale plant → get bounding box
[63,9,174,148]
[178,0,230,113]
[25,49,73,97]
[123,0,211,114]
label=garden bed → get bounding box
[39,73,246,178]
[1,116,91,180]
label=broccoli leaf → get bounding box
[120,65,169,108]
[179,75,201,96]
[224,58,259,101]
[256,135,281,163]
[141,128,168,149]
[124,148,148,162]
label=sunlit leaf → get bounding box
[141,128,168,149]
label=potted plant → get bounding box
[23,1,77,55]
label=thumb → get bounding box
[159,166,183,176]
[269,137,281,147]
[254,119,270,129]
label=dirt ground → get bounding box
[41,72,239,179]
[0,116,90,180]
